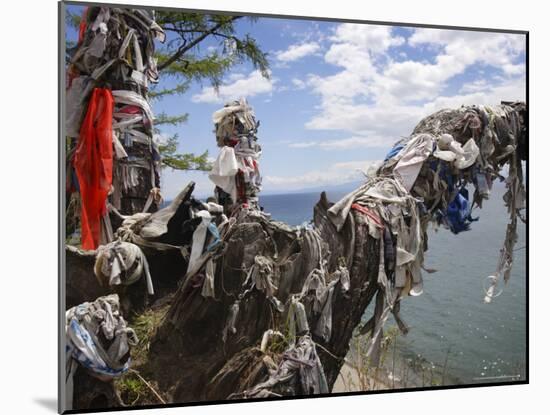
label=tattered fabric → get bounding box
[73,87,114,250]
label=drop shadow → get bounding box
[34,398,57,413]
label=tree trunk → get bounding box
[124,192,382,401]
[137,102,526,402]
[67,100,526,407]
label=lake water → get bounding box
[260,185,527,386]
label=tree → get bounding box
[67,102,526,409]
[65,8,270,173]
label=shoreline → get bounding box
[332,341,450,393]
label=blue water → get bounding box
[261,185,527,385]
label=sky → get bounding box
[66,6,526,199]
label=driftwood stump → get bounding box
[67,102,526,409]
[139,194,380,401]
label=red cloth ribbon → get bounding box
[351,203,384,229]
[73,88,114,250]
[78,7,88,45]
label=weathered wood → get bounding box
[66,244,187,314]
[66,247,108,309]
[131,193,381,402]
[72,367,124,410]
[205,348,269,401]
[69,102,526,408]
[145,216,315,402]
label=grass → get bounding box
[116,374,150,406]
[337,326,452,392]
[115,304,170,406]
[130,306,169,366]
[347,326,400,391]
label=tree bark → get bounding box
[68,102,526,408]
[138,193,381,401]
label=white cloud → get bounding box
[423,76,526,112]
[192,70,275,104]
[303,24,404,107]
[409,28,525,54]
[289,135,391,150]
[459,79,491,94]
[502,63,525,75]
[264,160,378,191]
[307,71,371,103]
[292,78,306,90]
[304,76,525,140]
[379,28,527,102]
[227,73,246,81]
[330,24,405,54]
[275,42,320,62]
[305,100,423,138]
[303,24,526,141]
[288,141,317,148]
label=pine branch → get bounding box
[155,112,189,126]
[158,16,242,72]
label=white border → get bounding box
[2,0,545,414]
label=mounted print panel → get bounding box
[59,1,528,413]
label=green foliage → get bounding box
[148,82,189,100]
[66,8,270,172]
[154,13,269,86]
[151,12,270,171]
[340,326,455,392]
[157,53,235,90]
[131,306,169,361]
[116,375,147,406]
[114,305,171,406]
[65,9,81,29]
[155,112,189,126]
[158,134,212,172]
[233,34,270,78]
[343,326,400,391]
